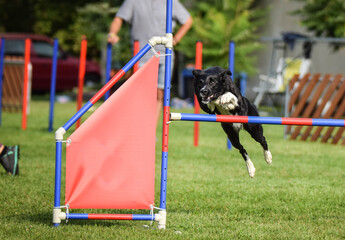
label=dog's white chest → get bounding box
[232,122,243,132]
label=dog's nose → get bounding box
[200,88,208,96]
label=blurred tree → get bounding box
[55,2,131,65]
[292,0,345,39]
[0,0,126,60]
[177,0,266,75]
[0,0,266,71]
[0,0,96,34]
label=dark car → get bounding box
[0,33,101,92]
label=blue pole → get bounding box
[229,41,235,76]
[62,101,94,131]
[160,0,173,210]
[240,72,247,96]
[53,140,62,227]
[49,39,58,132]
[122,44,151,73]
[105,42,112,100]
[227,41,235,150]
[0,38,5,127]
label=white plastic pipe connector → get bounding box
[156,210,167,229]
[165,33,173,49]
[55,127,66,141]
[149,36,168,47]
[52,208,66,224]
[148,34,173,49]
[170,113,182,121]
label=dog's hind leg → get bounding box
[244,123,272,165]
[221,123,256,178]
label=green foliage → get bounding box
[55,2,132,64]
[0,0,266,69]
[0,0,95,34]
[0,0,128,61]
[292,0,345,38]
[177,0,266,75]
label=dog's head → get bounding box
[192,67,233,104]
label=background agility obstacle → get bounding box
[0,37,31,130]
[285,73,345,145]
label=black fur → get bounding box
[193,67,271,177]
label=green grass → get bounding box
[0,99,344,239]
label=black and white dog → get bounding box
[193,67,272,178]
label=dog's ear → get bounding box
[220,69,232,86]
[219,69,241,96]
[192,69,201,77]
[220,69,232,78]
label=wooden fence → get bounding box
[285,73,345,145]
[1,56,31,112]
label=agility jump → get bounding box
[53,0,173,229]
[170,113,345,127]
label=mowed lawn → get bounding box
[0,99,344,239]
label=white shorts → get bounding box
[140,57,174,90]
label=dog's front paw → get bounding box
[220,92,238,105]
[245,159,256,178]
[220,92,238,110]
[264,150,272,165]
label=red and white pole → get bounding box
[22,38,31,130]
[76,36,87,129]
[194,41,202,146]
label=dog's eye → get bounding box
[209,79,216,86]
